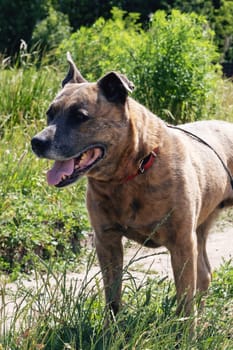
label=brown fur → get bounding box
[31,53,233,327]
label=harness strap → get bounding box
[167,124,233,189]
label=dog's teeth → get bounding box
[62,175,67,180]
[81,152,88,160]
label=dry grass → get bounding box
[216,78,233,121]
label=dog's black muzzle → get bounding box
[31,125,56,158]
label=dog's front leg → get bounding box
[169,232,198,319]
[95,231,123,318]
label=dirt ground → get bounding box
[2,221,233,289]
[123,225,233,280]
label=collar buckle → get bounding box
[151,150,157,157]
[139,160,145,174]
[123,146,159,183]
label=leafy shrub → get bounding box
[57,8,221,123]
[56,7,144,80]
[0,193,87,276]
[172,0,233,64]
[31,7,71,53]
[213,0,233,63]
[133,10,221,123]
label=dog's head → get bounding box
[31,52,134,187]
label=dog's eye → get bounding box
[77,109,89,121]
[46,106,55,124]
[68,106,89,126]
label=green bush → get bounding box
[0,190,87,275]
[57,8,221,123]
[213,0,233,62]
[172,0,233,63]
[31,7,71,53]
[133,10,221,122]
[56,7,144,80]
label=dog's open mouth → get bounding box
[47,146,104,187]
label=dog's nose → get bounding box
[31,136,50,157]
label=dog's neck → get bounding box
[126,97,167,159]
[88,98,169,183]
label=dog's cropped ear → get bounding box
[98,71,134,104]
[62,52,87,87]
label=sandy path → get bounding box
[1,225,233,289]
[123,227,233,279]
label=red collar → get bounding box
[123,147,159,183]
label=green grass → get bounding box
[0,255,232,349]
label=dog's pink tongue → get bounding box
[47,159,74,185]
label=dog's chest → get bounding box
[88,182,171,246]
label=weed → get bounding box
[0,253,232,349]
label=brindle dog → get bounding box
[31,53,233,327]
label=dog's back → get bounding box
[167,120,233,225]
